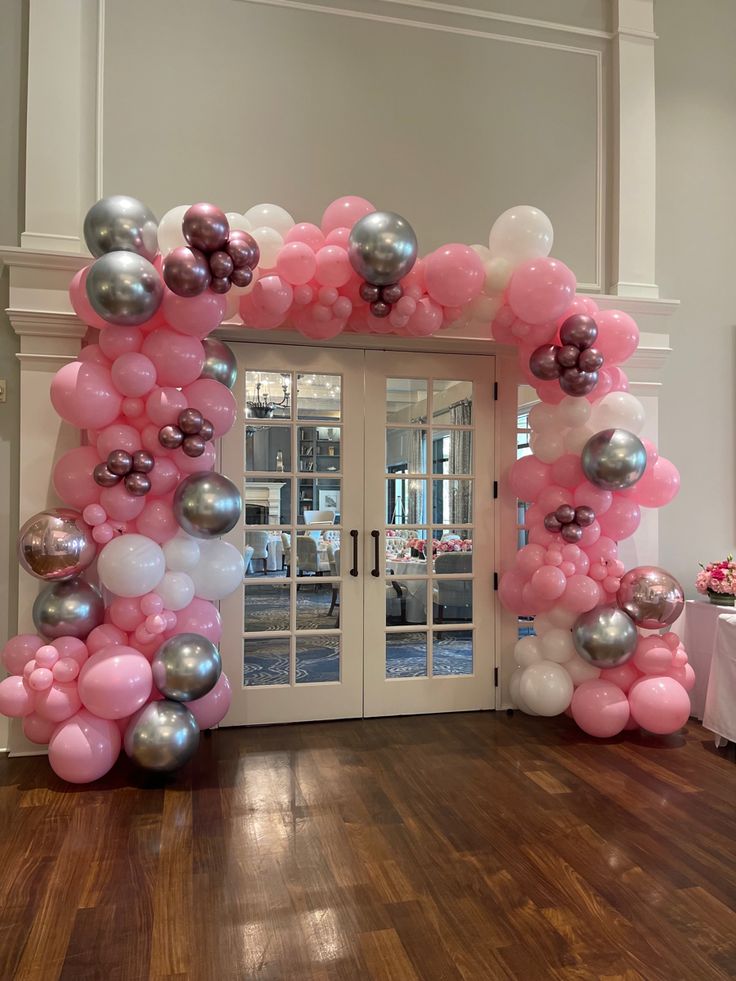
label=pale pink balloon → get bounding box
[598,498,641,540]
[96,422,142,459]
[594,310,639,365]
[99,482,146,522]
[35,645,59,668]
[23,712,57,744]
[498,569,528,615]
[424,244,484,307]
[69,265,111,330]
[550,455,584,489]
[110,352,157,398]
[168,598,222,643]
[93,523,114,545]
[561,575,601,613]
[507,258,576,325]
[79,343,111,367]
[584,536,619,565]
[621,457,680,509]
[162,290,226,339]
[109,596,144,632]
[83,503,107,526]
[536,486,570,514]
[78,645,153,720]
[54,636,89,665]
[48,709,121,783]
[531,565,567,600]
[578,520,601,547]
[86,623,128,655]
[137,499,178,543]
[325,227,351,248]
[573,481,612,516]
[187,671,232,729]
[148,458,180,497]
[182,378,237,437]
[99,326,143,360]
[633,642,673,675]
[33,681,82,722]
[599,662,640,693]
[140,592,164,616]
[253,275,294,316]
[516,543,547,577]
[607,366,629,392]
[285,222,326,250]
[53,657,81,683]
[668,663,695,692]
[628,676,691,734]
[141,423,171,457]
[0,675,34,716]
[276,242,317,286]
[174,441,216,475]
[291,306,346,340]
[508,456,551,501]
[50,361,122,430]
[536,380,566,405]
[142,329,205,387]
[321,195,375,234]
[315,246,353,288]
[122,396,145,419]
[2,633,43,675]
[571,680,630,738]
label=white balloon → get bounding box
[530,430,565,464]
[163,533,200,572]
[548,606,579,629]
[533,614,554,636]
[564,652,602,685]
[190,540,244,601]
[557,396,591,429]
[519,660,573,716]
[488,205,554,265]
[514,635,543,667]
[540,628,575,663]
[471,244,491,262]
[156,204,190,255]
[244,204,294,237]
[98,534,165,598]
[225,212,252,233]
[483,257,513,293]
[250,226,284,268]
[155,571,195,611]
[468,293,501,323]
[564,424,594,455]
[590,392,645,435]
[509,666,538,715]
[528,402,558,434]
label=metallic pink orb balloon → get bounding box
[163,247,211,298]
[617,565,684,629]
[182,203,229,253]
[17,508,96,582]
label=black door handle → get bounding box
[371,530,380,577]
[350,529,359,577]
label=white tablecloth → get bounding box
[703,613,736,745]
[672,598,736,719]
[387,558,428,624]
[266,536,284,571]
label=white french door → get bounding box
[220,343,495,725]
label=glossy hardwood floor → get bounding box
[1,713,735,981]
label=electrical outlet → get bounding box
[0,380,5,403]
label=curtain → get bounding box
[448,401,471,525]
[407,430,425,525]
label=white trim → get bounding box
[95,0,106,200]
[0,246,88,272]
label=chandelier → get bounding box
[246,373,290,419]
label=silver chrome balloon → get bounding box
[348,211,418,286]
[617,565,684,629]
[83,195,159,260]
[17,508,96,581]
[581,428,647,491]
[124,700,200,772]
[86,251,163,326]
[572,605,638,668]
[173,472,242,539]
[200,337,237,389]
[32,577,104,640]
[152,632,222,702]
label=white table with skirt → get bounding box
[703,612,736,746]
[671,598,736,720]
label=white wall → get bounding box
[655,0,736,596]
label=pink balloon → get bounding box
[162,290,226,339]
[78,645,153,720]
[48,709,121,783]
[314,246,352,288]
[531,565,567,600]
[621,457,680,509]
[83,503,107,526]
[628,676,691,734]
[285,222,326,250]
[33,681,82,722]
[573,481,612,516]
[2,634,43,675]
[136,499,178,543]
[0,675,34,716]
[99,326,143,360]
[424,244,484,307]
[253,275,294,316]
[23,712,57,744]
[516,543,547,577]
[594,310,639,365]
[53,446,103,508]
[50,361,122,430]
[668,662,696,692]
[146,458,178,498]
[174,440,216,474]
[96,423,142,459]
[599,662,640,694]
[561,575,601,613]
[142,329,205,388]
[54,636,89,665]
[325,227,351,248]
[187,671,232,729]
[321,195,375,234]
[405,297,443,336]
[166,597,222,643]
[551,455,584,489]
[53,657,81,683]
[110,352,157,398]
[507,258,576,325]
[583,536,619,565]
[109,596,144,632]
[144,388,188,429]
[182,378,236,437]
[633,642,673,675]
[276,241,317,286]
[99,481,146,522]
[536,486,570,514]
[508,456,551,501]
[577,520,601,548]
[598,498,641,540]
[498,569,529,615]
[86,623,128,655]
[79,343,111,367]
[69,265,111,330]
[571,680,630,737]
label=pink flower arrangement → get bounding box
[696,555,736,595]
[436,539,473,552]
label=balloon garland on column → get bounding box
[0,195,690,783]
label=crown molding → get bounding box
[0,246,89,273]
[6,309,86,339]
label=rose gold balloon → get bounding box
[617,565,684,629]
[17,508,96,582]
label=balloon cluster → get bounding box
[348,211,417,318]
[493,206,689,739]
[94,448,155,496]
[159,408,214,458]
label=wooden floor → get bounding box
[1,714,735,981]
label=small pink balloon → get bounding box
[23,712,57,745]
[87,623,128,655]
[515,543,547,577]
[28,667,54,691]
[628,676,691,734]
[633,644,673,675]
[405,297,443,337]
[99,481,146,522]
[187,671,232,729]
[122,396,145,418]
[78,645,153,720]
[69,265,111,330]
[99,326,143,360]
[315,246,353,288]
[571,680,630,738]
[53,657,81,683]
[167,598,222,643]
[325,227,351,248]
[285,222,325,250]
[584,536,619,565]
[54,636,89,665]
[136,499,178,544]
[2,633,43,675]
[507,257,577,325]
[93,522,114,545]
[147,458,180,497]
[83,504,107,527]
[594,310,639,365]
[276,241,317,286]
[35,645,60,668]
[33,681,82,722]
[498,569,530,616]
[109,596,144,632]
[531,565,567,600]
[134,625,156,646]
[561,575,601,613]
[48,709,121,783]
[111,352,157,398]
[0,675,34,716]
[182,378,236,437]
[79,343,111,366]
[142,329,205,387]
[161,290,226,339]
[668,662,695,692]
[96,422,142,459]
[574,481,613,516]
[140,592,165,616]
[321,196,375,235]
[599,662,640,693]
[424,244,484,308]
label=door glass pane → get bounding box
[386,428,427,474]
[432,533,473,572]
[432,479,472,525]
[386,378,427,424]
[386,477,426,525]
[244,478,290,526]
[244,637,290,686]
[386,530,428,564]
[386,579,427,626]
[244,583,290,632]
[297,373,341,420]
[299,426,340,473]
[245,531,288,578]
[432,380,473,422]
[432,630,473,676]
[294,532,334,576]
[431,429,472,475]
[297,478,340,524]
[246,426,291,473]
[296,583,340,630]
[432,578,472,624]
[245,371,292,419]
[296,635,340,684]
[386,632,427,678]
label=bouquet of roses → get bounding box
[696,555,736,596]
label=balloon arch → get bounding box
[0,195,691,783]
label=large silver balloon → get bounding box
[581,428,647,491]
[32,577,104,640]
[348,211,417,286]
[173,472,242,539]
[152,632,222,702]
[18,508,95,581]
[200,337,237,389]
[572,605,638,668]
[83,195,158,261]
[124,700,200,772]
[617,565,684,629]
[86,251,163,326]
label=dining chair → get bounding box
[433,552,472,623]
[281,532,291,575]
[243,544,254,576]
[303,509,336,524]
[245,531,269,574]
